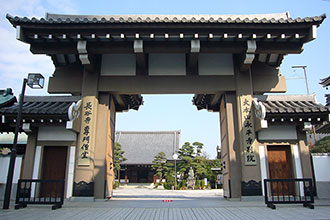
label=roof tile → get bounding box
[6,13,326,26]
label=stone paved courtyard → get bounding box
[1,187,330,219]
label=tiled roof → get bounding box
[255,95,330,115]
[320,76,330,87]
[6,12,326,25]
[325,94,330,107]
[0,89,16,108]
[0,96,79,118]
[193,94,330,117]
[115,131,181,165]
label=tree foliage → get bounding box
[151,152,168,180]
[114,142,127,178]
[311,136,330,153]
[153,141,222,189]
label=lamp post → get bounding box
[172,153,178,190]
[3,73,44,209]
[292,65,310,95]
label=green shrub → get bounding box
[311,136,330,153]
[178,180,187,189]
[113,180,120,189]
[163,181,174,190]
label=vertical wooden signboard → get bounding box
[77,96,98,166]
[240,95,257,166]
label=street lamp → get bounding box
[3,73,44,210]
[172,153,178,190]
[292,66,310,95]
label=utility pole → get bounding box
[292,65,310,95]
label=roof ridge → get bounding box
[255,94,316,102]
[46,12,290,20]
[7,13,326,25]
[24,96,80,102]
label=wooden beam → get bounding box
[98,75,236,94]
[136,53,148,75]
[48,76,82,94]
[256,42,303,54]
[30,41,304,55]
[113,93,125,106]
[186,53,198,75]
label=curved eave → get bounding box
[6,13,326,27]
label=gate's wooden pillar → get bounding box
[105,97,116,198]
[297,130,313,179]
[220,93,242,198]
[93,94,111,199]
[72,66,100,198]
[234,57,262,197]
[21,129,38,179]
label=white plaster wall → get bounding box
[101,54,136,76]
[0,132,27,144]
[258,125,297,140]
[312,155,330,182]
[312,154,330,199]
[199,54,234,75]
[149,54,186,76]
[0,156,23,183]
[292,145,303,178]
[31,146,42,198]
[66,146,76,198]
[259,145,267,196]
[292,144,304,196]
[38,126,77,141]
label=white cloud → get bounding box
[0,0,78,96]
[46,0,78,14]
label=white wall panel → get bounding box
[101,54,136,76]
[199,54,234,75]
[258,125,297,140]
[312,155,330,181]
[0,132,27,144]
[38,126,77,141]
[259,145,267,196]
[0,156,22,183]
[66,146,76,198]
[149,54,186,76]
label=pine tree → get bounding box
[152,152,168,180]
[114,142,127,179]
[178,142,195,178]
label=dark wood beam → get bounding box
[136,53,148,75]
[113,93,125,106]
[48,76,82,94]
[256,42,303,54]
[98,75,236,94]
[30,41,304,55]
[30,42,76,54]
[186,53,198,75]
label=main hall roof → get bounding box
[7,12,326,25]
[116,130,181,165]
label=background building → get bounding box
[116,130,180,184]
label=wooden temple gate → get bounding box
[3,12,327,200]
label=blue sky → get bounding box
[0,0,329,158]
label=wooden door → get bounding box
[41,146,67,197]
[267,145,293,195]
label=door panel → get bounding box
[41,146,67,197]
[267,145,293,195]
